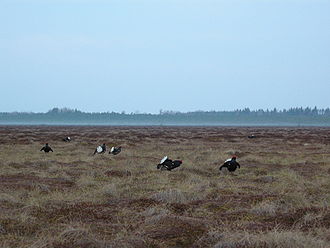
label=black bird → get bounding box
[40,143,53,153]
[248,135,256,139]
[109,146,122,155]
[93,143,106,155]
[219,156,240,172]
[157,156,182,171]
[62,137,71,142]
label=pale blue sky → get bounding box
[0,0,329,113]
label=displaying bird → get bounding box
[109,146,122,155]
[219,156,240,172]
[40,143,53,153]
[62,137,71,142]
[93,143,106,155]
[157,156,182,171]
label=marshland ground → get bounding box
[0,126,329,248]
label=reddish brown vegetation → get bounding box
[0,126,329,247]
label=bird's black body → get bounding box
[248,135,256,139]
[40,143,53,153]
[93,143,106,155]
[219,157,240,172]
[109,146,122,155]
[157,158,182,171]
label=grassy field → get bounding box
[0,126,329,248]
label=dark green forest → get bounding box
[1,107,330,126]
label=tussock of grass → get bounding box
[102,183,118,198]
[140,207,170,218]
[151,189,189,204]
[214,230,329,248]
[250,200,278,216]
[76,174,98,188]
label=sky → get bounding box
[0,0,329,113]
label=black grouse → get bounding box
[40,143,53,153]
[157,156,182,171]
[219,156,240,172]
[109,146,122,155]
[93,143,106,155]
[62,137,71,142]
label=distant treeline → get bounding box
[1,107,330,126]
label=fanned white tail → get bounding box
[160,156,168,164]
[96,146,103,153]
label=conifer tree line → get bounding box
[0,107,329,125]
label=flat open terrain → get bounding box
[0,126,329,248]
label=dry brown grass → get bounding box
[0,126,329,247]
